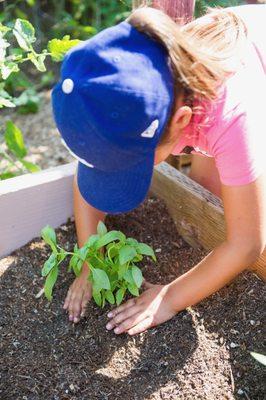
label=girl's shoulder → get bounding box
[227,4,266,73]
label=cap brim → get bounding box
[76,151,155,214]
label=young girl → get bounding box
[51,4,266,335]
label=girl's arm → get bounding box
[166,175,266,311]
[73,170,106,256]
[106,176,265,335]
[63,169,106,322]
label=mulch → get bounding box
[0,196,265,400]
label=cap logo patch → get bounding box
[61,138,94,168]
[141,119,159,138]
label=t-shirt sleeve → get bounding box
[209,111,265,186]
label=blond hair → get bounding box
[127,6,248,101]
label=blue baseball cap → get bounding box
[51,20,174,213]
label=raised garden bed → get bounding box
[0,196,265,400]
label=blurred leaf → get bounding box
[48,35,81,62]
[116,287,125,306]
[4,120,27,158]
[128,283,139,297]
[13,19,36,51]
[0,96,15,108]
[97,220,107,237]
[136,243,156,261]
[92,289,102,307]
[19,158,41,172]
[96,231,125,249]
[41,253,57,277]
[0,61,19,80]
[132,265,143,288]
[40,71,54,87]
[13,88,40,114]
[15,8,28,20]
[44,265,59,301]
[91,268,110,290]
[0,36,10,62]
[41,225,57,253]
[105,290,115,305]
[26,0,36,6]
[0,23,11,35]
[119,245,137,265]
[28,52,46,72]
[0,171,18,180]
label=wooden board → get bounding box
[0,160,265,279]
[150,162,266,280]
[132,0,195,23]
[0,161,77,258]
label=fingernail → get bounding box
[114,327,120,334]
[106,323,112,330]
[74,317,79,323]
[69,315,73,321]
[107,312,113,318]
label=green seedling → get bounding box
[40,221,156,307]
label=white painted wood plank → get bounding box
[0,161,77,258]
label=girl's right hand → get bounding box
[63,267,92,323]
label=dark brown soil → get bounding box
[0,196,265,400]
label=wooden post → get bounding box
[132,1,194,170]
[132,0,195,23]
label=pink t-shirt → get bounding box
[171,4,266,186]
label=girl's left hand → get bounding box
[105,281,177,335]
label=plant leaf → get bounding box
[107,244,118,261]
[119,245,137,265]
[126,237,138,246]
[19,158,41,172]
[136,243,156,261]
[4,120,27,158]
[57,250,67,263]
[0,97,16,108]
[123,269,134,284]
[92,289,102,307]
[44,265,59,301]
[41,253,57,277]
[68,243,78,272]
[48,35,81,62]
[91,268,110,290]
[13,19,36,51]
[95,231,125,249]
[105,290,115,305]
[118,263,127,280]
[28,52,46,72]
[0,171,18,180]
[0,61,19,80]
[116,287,125,306]
[97,220,107,237]
[127,283,139,297]
[250,352,266,366]
[84,234,99,248]
[41,225,57,253]
[131,265,143,288]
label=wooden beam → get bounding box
[1,160,264,280]
[0,161,77,258]
[132,0,195,23]
[150,162,266,280]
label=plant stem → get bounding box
[0,149,25,174]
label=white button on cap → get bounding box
[62,78,74,94]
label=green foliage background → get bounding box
[0,1,245,44]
